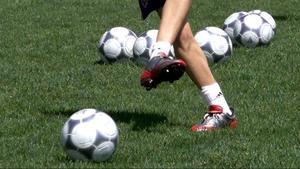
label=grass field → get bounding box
[0,0,299,168]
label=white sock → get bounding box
[150,41,172,59]
[200,83,232,115]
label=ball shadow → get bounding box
[272,15,289,21]
[42,108,168,132]
[109,110,168,131]
[93,59,106,65]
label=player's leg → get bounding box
[139,0,237,131]
[139,0,191,90]
[150,0,192,57]
[171,20,237,132]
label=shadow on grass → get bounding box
[41,108,168,131]
[273,15,289,21]
[109,110,168,131]
[93,58,136,66]
[93,59,106,65]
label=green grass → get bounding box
[0,0,299,168]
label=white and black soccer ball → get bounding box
[61,109,119,162]
[233,13,275,48]
[249,9,276,32]
[223,11,248,44]
[195,26,233,64]
[133,29,174,66]
[98,27,137,63]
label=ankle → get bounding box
[150,41,172,59]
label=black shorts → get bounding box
[138,0,166,19]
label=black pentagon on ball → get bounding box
[82,114,96,123]
[64,135,78,150]
[78,146,96,160]
[98,32,119,63]
[133,31,157,65]
[78,132,111,160]
[98,31,112,54]
[93,131,110,145]
[145,35,155,48]
[223,21,236,30]
[201,42,214,55]
[137,35,155,59]
[67,119,80,134]
[65,136,96,160]
[63,119,81,150]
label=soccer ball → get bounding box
[98,27,137,63]
[133,29,175,66]
[61,109,119,162]
[223,11,248,44]
[249,10,276,32]
[233,13,275,48]
[194,26,233,64]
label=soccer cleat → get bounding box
[140,53,186,90]
[191,105,237,132]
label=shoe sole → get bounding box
[142,61,186,90]
[159,62,186,83]
[191,118,238,132]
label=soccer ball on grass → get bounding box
[61,109,118,162]
[194,26,233,64]
[98,27,137,63]
[233,13,275,48]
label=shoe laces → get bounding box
[201,112,223,126]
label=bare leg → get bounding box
[140,0,190,90]
[156,0,192,43]
[173,22,216,87]
[157,6,233,116]
[151,0,236,132]
[157,5,215,87]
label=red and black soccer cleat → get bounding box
[140,54,186,90]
